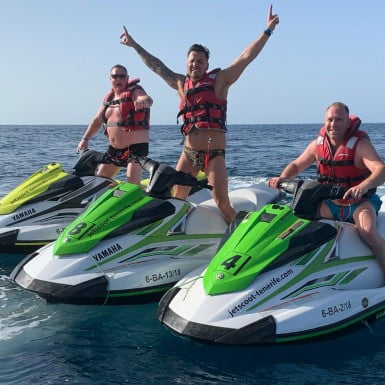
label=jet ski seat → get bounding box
[228,184,279,213]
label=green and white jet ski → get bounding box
[0,146,209,258]
[157,180,385,345]
[10,158,279,305]
[0,149,115,254]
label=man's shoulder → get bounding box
[356,136,376,153]
[308,138,319,150]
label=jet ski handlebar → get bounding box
[174,171,213,190]
[279,180,302,195]
[278,179,375,220]
[280,179,358,201]
[128,147,212,197]
[144,163,212,198]
[73,150,115,176]
[75,146,212,197]
[279,179,374,200]
[130,154,211,188]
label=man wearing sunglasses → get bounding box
[119,6,279,223]
[77,64,153,184]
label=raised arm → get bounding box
[120,26,185,91]
[216,5,279,97]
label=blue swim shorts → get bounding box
[323,194,383,222]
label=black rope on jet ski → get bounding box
[86,255,111,307]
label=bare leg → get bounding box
[319,202,334,219]
[173,151,235,223]
[353,202,385,272]
[321,201,385,270]
[126,161,143,185]
[97,163,120,179]
[173,151,198,199]
[205,156,236,224]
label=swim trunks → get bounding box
[323,194,382,222]
[183,146,225,171]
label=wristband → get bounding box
[82,137,89,142]
[264,28,272,37]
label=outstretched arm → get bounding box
[216,5,279,98]
[268,140,318,189]
[77,106,104,153]
[120,26,185,91]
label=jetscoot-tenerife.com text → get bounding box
[228,268,294,318]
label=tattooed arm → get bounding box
[120,26,185,92]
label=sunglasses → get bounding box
[111,74,127,79]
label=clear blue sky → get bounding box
[1,0,384,125]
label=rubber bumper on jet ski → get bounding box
[0,229,19,252]
[157,287,277,344]
[11,262,108,305]
[11,254,175,305]
[0,229,52,254]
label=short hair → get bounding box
[110,64,128,76]
[326,102,349,115]
[187,44,210,60]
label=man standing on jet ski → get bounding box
[269,102,385,272]
[77,65,153,185]
[119,6,279,223]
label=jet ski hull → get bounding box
[0,172,114,254]
[158,280,385,344]
[157,200,385,345]
[11,237,222,305]
[0,166,210,256]
[11,183,279,305]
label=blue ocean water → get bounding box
[1,124,385,385]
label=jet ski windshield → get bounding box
[106,199,176,238]
[28,174,84,204]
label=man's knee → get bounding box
[172,185,191,200]
[357,225,383,248]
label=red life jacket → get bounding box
[316,115,371,191]
[178,68,227,135]
[102,78,150,131]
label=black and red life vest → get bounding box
[178,69,227,135]
[316,115,371,189]
[102,78,150,131]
